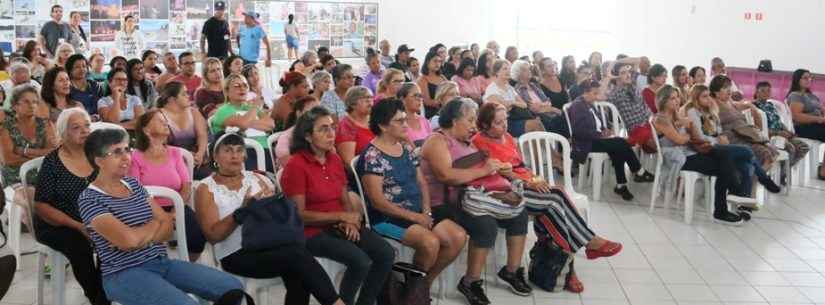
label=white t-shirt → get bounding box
[483,82,518,104]
[114,31,145,60]
[284,24,298,37]
[203,171,273,260]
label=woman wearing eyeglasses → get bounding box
[397,83,432,146]
[210,74,275,171]
[78,128,243,305]
[98,68,145,131]
[373,68,405,104]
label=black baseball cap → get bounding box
[397,44,414,54]
[214,1,226,11]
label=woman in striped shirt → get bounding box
[78,128,242,305]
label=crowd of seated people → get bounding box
[2,31,824,305]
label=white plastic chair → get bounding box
[243,138,267,172]
[145,186,190,261]
[562,102,611,201]
[774,100,809,186]
[90,122,126,132]
[267,132,281,170]
[516,131,590,221]
[15,157,67,305]
[751,107,793,195]
[647,119,715,224]
[2,174,23,271]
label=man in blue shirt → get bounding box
[237,10,272,67]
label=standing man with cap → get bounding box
[237,9,271,67]
[39,5,72,58]
[201,1,233,61]
[389,44,414,81]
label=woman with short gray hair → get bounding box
[33,108,110,305]
[483,59,545,137]
[336,86,375,166]
[310,70,332,102]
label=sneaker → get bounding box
[713,211,744,226]
[497,267,532,296]
[614,185,634,201]
[633,171,655,183]
[457,277,490,305]
[726,195,758,209]
[757,175,781,193]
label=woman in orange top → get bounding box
[471,103,622,293]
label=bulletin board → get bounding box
[0,0,379,60]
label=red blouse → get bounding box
[471,133,534,182]
[335,115,375,155]
[280,150,347,238]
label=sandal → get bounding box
[564,273,584,293]
[585,241,623,260]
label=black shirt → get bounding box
[389,61,412,82]
[202,17,231,58]
[540,83,570,109]
[33,150,97,237]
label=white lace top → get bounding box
[202,171,272,260]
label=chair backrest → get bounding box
[243,138,267,171]
[648,117,665,159]
[145,186,190,261]
[562,103,573,138]
[19,157,44,237]
[593,101,625,136]
[772,99,795,133]
[178,148,196,205]
[517,131,574,192]
[267,132,281,170]
[752,107,769,139]
[348,156,371,228]
[741,109,754,125]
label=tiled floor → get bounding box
[5,179,825,305]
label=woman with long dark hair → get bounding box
[66,54,104,116]
[126,58,159,108]
[787,68,825,179]
[41,67,83,122]
[417,51,447,118]
[474,51,496,94]
[142,50,163,82]
[559,55,577,89]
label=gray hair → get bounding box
[344,86,372,113]
[10,84,39,106]
[509,59,532,80]
[9,58,31,74]
[310,70,332,86]
[84,128,129,170]
[301,51,317,65]
[56,107,91,138]
[437,97,478,129]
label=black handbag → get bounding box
[508,106,536,121]
[237,194,305,251]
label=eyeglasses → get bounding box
[408,93,423,99]
[113,77,128,82]
[314,125,335,134]
[102,147,133,158]
[391,79,404,84]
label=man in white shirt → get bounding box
[378,39,393,68]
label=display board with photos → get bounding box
[0,0,379,60]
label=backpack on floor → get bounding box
[378,262,429,305]
[528,239,574,292]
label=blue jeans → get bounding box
[714,144,768,196]
[102,256,243,305]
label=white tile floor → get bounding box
[5,179,825,305]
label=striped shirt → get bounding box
[78,177,166,276]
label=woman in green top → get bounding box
[209,73,275,170]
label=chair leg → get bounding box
[683,178,696,224]
[10,204,21,271]
[592,160,603,201]
[51,252,66,305]
[37,252,46,305]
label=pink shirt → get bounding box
[274,127,294,168]
[172,74,203,97]
[453,75,483,99]
[405,115,432,143]
[128,147,190,207]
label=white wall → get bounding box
[373,0,825,73]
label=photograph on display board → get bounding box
[122,0,139,19]
[91,20,120,41]
[141,0,169,19]
[185,19,204,41]
[187,0,213,19]
[270,40,286,59]
[307,39,329,53]
[330,36,342,47]
[342,39,363,58]
[365,15,376,24]
[140,19,169,41]
[170,36,186,49]
[1,25,13,52]
[14,0,35,13]
[15,25,37,39]
[364,35,375,48]
[15,11,36,25]
[269,21,285,40]
[1,0,13,20]
[146,41,168,52]
[171,0,186,11]
[366,4,377,15]
[90,0,120,19]
[308,3,331,22]
[230,0,248,21]
[170,12,186,36]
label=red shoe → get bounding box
[564,273,583,293]
[585,241,622,260]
